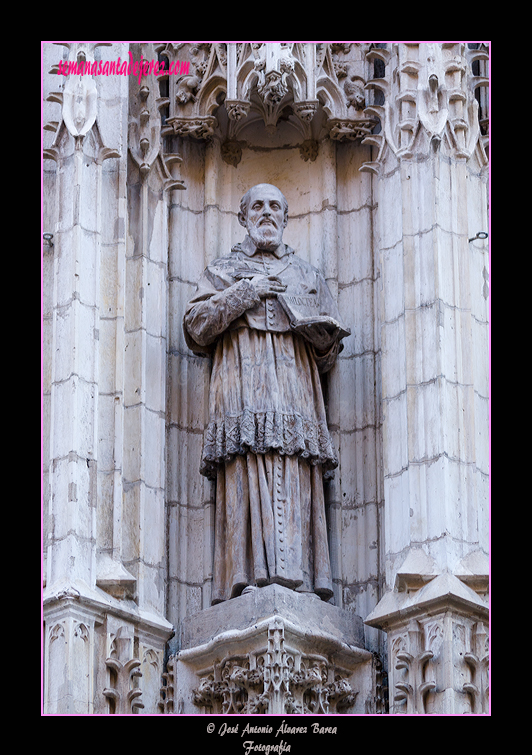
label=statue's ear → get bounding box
[238,211,247,228]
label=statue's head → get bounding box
[238,183,288,252]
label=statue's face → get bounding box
[244,185,286,251]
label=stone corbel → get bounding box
[293,100,319,122]
[224,99,251,122]
[186,616,362,715]
[164,583,375,715]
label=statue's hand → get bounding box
[249,274,287,299]
[294,320,340,350]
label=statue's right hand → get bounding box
[249,274,287,299]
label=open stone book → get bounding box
[277,291,351,343]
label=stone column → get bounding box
[363,43,489,714]
[42,42,177,715]
[43,42,119,713]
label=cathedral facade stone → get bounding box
[42,42,489,715]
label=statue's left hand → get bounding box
[295,320,340,350]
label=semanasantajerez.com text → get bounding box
[57,52,190,84]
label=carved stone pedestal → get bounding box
[161,584,376,715]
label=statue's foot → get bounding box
[241,585,257,595]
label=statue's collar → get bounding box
[232,235,292,259]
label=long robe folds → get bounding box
[184,238,349,604]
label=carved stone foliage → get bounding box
[103,627,144,714]
[160,43,377,144]
[463,622,489,714]
[392,620,436,714]
[390,615,490,714]
[189,618,357,715]
[128,43,185,190]
[362,42,489,172]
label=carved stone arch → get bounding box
[142,647,160,668]
[74,622,90,642]
[197,75,228,116]
[316,76,346,122]
[234,43,256,80]
[239,65,260,104]
[286,58,307,103]
[315,46,346,116]
[49,622,66,643]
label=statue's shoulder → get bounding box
[205,251,242,274]
[230,242,246,256]
[286,250,323,277]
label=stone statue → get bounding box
[184,184,350,604]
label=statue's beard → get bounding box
[248,221,283,251]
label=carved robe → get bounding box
[184,236,349,604]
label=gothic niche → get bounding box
[157,42,378,166]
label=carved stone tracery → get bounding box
[150,42,489,174]
[463,622,489,714]
[362,42,489,172]
[188,618,358,715]
[42,41,489,717]
[160,42,377,143]
[393,620,436,715]
[103,627,145,714]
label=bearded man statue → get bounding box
[184,184,350,604]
